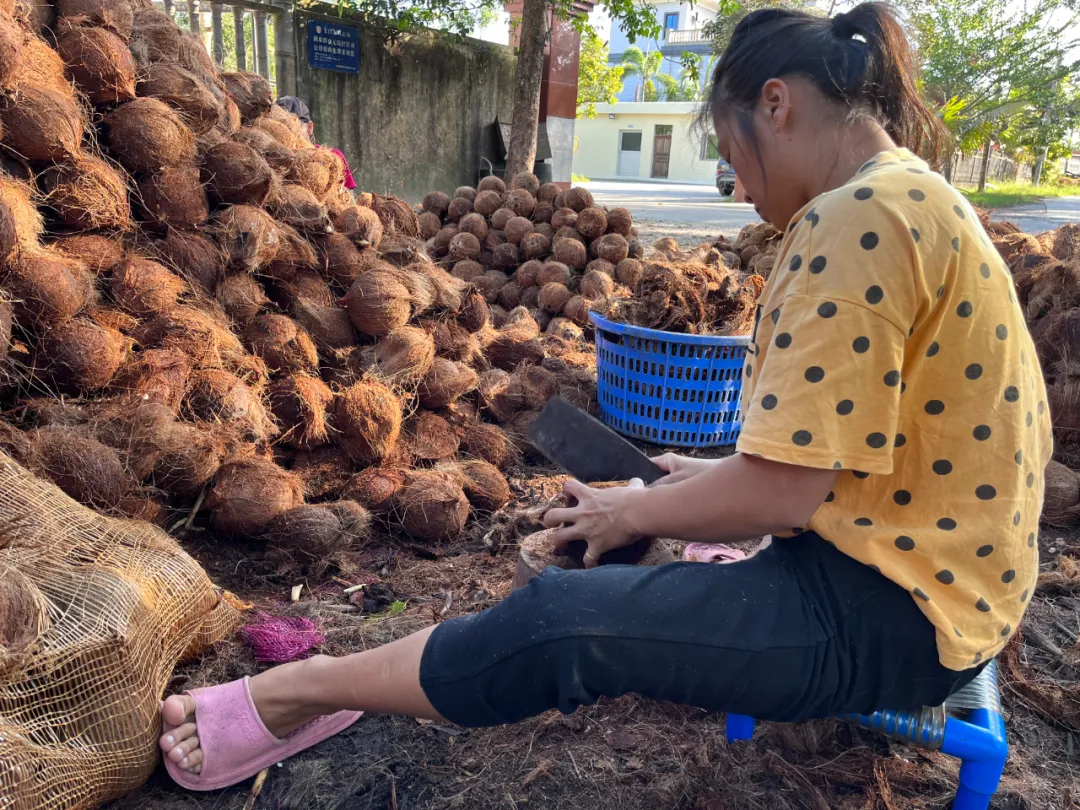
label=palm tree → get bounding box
[620,46,679,102]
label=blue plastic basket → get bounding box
[590,313,750,448]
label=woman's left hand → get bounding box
[542,478,646,567]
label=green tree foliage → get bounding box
[577,30,626,117]
[619,45,679,101]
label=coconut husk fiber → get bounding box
[0,13,24,91]
[267,184,331,233]
[342,464,404,513]
[421,318,480,364]
[127,7,181,66]
[243,313,318,376]
[110,347,192,411]
[207,456,304,537]
[332,377,402,465]
[212,204,281,274]
[285,148,342,201]
[264,222,319,282]
[1041,459,1080,527]
[3,27,65,92]
[370,193,419,238]
[216,272,269,326]
[339,263,412,337]
[254,117,304,151]
[0,177,42,259]
[418,211,441,240]
[290,445,353,501]
[334,205,383,249]
[232,124,294,165]
[105,97,197,174]
[201,140,273,206]
[267,373,333,450]
[457,290,490,333]
[134,305,249,374]
[456,459,511,512]
[2,248,92,329]
[39,153,132,232]
[38,318,126,395]
[145,420,227,499]
[56,23,136,105]
[393,468,469,543]
[0,84,84,162]
[136,165,208,231]
[478,368,524,424]
[403,410,459,462]
[110,256,185,317]
[1025,261,1080,322]
[417,357,478,410]
[183,367,276,443]
[219,70,272,123]
[292,297,355,353]
[136,62,221,135]
[28,424,138,512]
[50,235,125,279]
[485,322,545,372]
[152,228,225,292]
[362,325,435,385]
[268,270,334,311]
[267,501,371,563]
[55,0,135,39]
[459,422,516,471]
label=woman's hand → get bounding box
[651,454,718,487]
[542,479,647,567]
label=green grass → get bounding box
[959,181,1078,209]
[571,173,591,183]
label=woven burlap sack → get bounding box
[0,450,243,809]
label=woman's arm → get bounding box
[543,454,836,565]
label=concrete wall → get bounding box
[295,9,516,201]
[574,102,715,184]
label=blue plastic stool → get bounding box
[725,660,1007,810]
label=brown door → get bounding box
[651,125,672,178]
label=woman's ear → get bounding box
[760,78,793,132]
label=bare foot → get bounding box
[159,658,328,774]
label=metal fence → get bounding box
[949,151,1032,188]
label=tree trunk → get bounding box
[211,3,224,67]
[977,135,993,193]
[233,7,247,72]
[506,0,550,179]
[943,152,954,184]
[1032,144,1050,186]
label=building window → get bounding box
[701,134,720,160]
[664,12,679,30]
[656,124,673,136]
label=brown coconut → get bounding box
[0,13,23,91]
[49,234,125,279]
[417,357,479,409]
[497,280,523,310]
[268,501,371,559]
[202,140,273,206]
[293,297,356,352]
[340,263,412,337]
[537,261,572,287]
[244,314,318,375]
[285,148,343,201]
[538,282,572,315]
[137,62,221,135]
[207,457,305,537]
[458,212,490,241]
[55,0,133,37]
[0,176,42,259]
[332,377,403,465]
[270,270,335,310]
[547,316,585,342]
[486,323,545,371]
[4,24,63,90]
[551,208,577,230]
[110,348,191,411]
[477,175,506,194]
[30,425,136,512]
[457,290,489,333]
[420,264,468,312]
[254,117,302,149]
[505,188,536,218]
[232,124,294,164]
[458,459,512,511]
[290,445,353,500]
[563,295,595,327]
[136,165,208,231]
[581,269,615,299]
[56,24,136,105]
[431,225,459,259]
[596,233,630,264]
[615,258,644,288]
[451,259,484,284]
[493,242,520,270]
[460,423,515,470]
[533,182,558,204]
[153,228,224,292]
[521,286,540,309]
[1042,459,1080,527]
[38,318,125,395]
[135,306,249,373]
[474,189,503,217]
[184,368,275,441]
[144,422,226,499]
[316,231,370,287]
[516,259,543,288]
[605,207,633,236]
[503,305,541,333]
[473,270,508,304]
[564,187,594,213]
[510,172,540,195]
[554,238,587,270]
[39,153,132,232]
[478,368,523,423]
[418,211,441,240]
[110,256,185,318]
[446,196,473,222]
[449,232,482,262]
[520,232,550,261]
[268,373,333,450]
[393,468,470,543]
[421,318,479,363]
[491,207,515,231]
[404,410,460,461]
[216,273,269,326]
[455,185,477,201]
[105,97,196,174]
[370,325,436,383]
[421,190,451,217]
[219,71,272,123]
[0,85,84,162]
[213,204,281,273]
[576,207,607,240]
[2,249,91,329]
[531,201,554,225]
[587,259,615,278]
[339,465,402,513]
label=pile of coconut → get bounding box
[0,1,597,569]
[986,216,1080,529]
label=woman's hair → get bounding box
[701,2,944,166]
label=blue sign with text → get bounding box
[308,21,359,74]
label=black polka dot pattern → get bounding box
[925,400,945,415]
[894,434,906,448]
[937,518,957,531]
[936,570,954,584]
[852,471,870,479]
[927,341,940,357]
[908,189,926,202]
[865,285,884,305]
[854,187,874,200]
[973,425,991,440]
[914,588,930,602]
[883,370,900,387]
[957,301,973,318]
[818,302,838,319]
[792,430,813,446]
[894,490,911,505]
[854,517,873,527]
[775,332,792,349]
[975,485,996,501]
[809,256,827,274]
[1001,569,1016,584]
[975,598,991,612]
[866,432,887,449]
[860,232,879,250]
[836,399,854,416]
[911,227,921,243]
[976,544,994,558]
[954,205,966,219]
[789,255,802,272]
[965,364,983,380]
[761,394,778,411]
[853,336,870,353]
[933,460,953,475]
[951,236,961,252]
[895,535,915,551]
[980,263,991,279]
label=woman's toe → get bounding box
[160,721,196,751]
[161,694,196,727]
[169,735,200,763]
[181,748,204,772]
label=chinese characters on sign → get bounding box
[308,21,360,74]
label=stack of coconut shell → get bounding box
[0,1,597,567]
[986,215,1080,528]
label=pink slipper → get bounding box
[683,543,748,564]
[162,676,362,791]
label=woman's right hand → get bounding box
[650,454,719,486]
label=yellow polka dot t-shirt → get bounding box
[738,149,1052,671]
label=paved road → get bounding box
[582,180,762,245]
[990,196,1080,234]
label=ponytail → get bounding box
[702,3,945,166]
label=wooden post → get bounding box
[977,135,993,193]
[272,3,296,97]
[254,10,270,81]
[211,3,225,67]
[186,0,199,33]
[233,7,247,72]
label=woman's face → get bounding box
[713,78,817,229]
